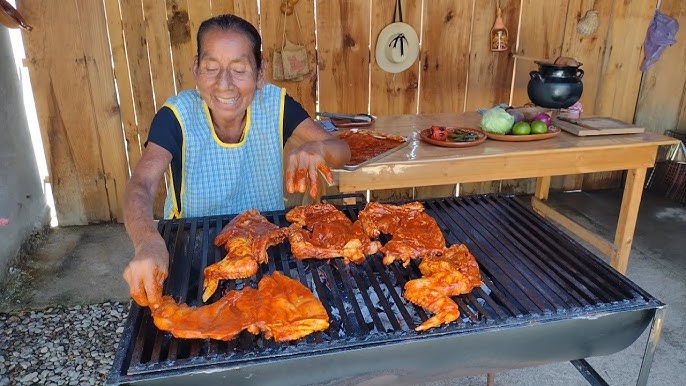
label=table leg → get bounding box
[535,176,552,201]
[612,167,647,274]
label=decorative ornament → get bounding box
[577,10,599,37]
[490,1,508,52]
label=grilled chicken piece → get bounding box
[286,204,380,264]
[151,272,328,342]
[254,271,330,341]
[358,201,446,266]
[151,288,259,341]
[404,244,482,331]
[204,209,288,302]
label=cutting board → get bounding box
[552,117,645,136]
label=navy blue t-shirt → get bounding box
[146,93,309,206]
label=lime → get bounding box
[530,120,548,134]
[512,122,531,135]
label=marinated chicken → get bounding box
[253,270,331,341]
[151,272,329,342]
[286,203,380,264]
[204,209,288,302]
[151,288,258,341]
[358,201,446,266]
[404,244,482,331]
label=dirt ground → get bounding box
[0,223,132,311]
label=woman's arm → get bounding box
[285,117,351,198]
[122,143,173,307]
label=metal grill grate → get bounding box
[108,194,662,385]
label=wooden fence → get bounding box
[16,0,686,225]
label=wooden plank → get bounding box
[121,0,166,217]
[18,0,109,224]
[531,197,616,258]
[611,167,647,274]
[560,0,614,118]
[553,117,645,136]
[585,1,655,190]
[594,1,655,122]
[316,0,371,114]
[77,0,130,222]
[366,0,422,203]
[211,1,234,16]
[508,0,568,195]
[140,0,175,218]
[369,0,421,115]
[262,0,317,114]
[419,0,473,114]
[510,0,568,107]
[415,1,473,199]
[121,0,157,140]
[143,0,177,107]
[550,0,614,192]
[104,0,142,171]
[465,0,521,111]
[232,0,259,30]
[635,0,686,134]
[460,181,501,196]
[188,1,212,60]
[166,0,195,91]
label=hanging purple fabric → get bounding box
[641,9,679,71]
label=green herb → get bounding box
[448,130,479,142]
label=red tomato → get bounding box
[429,126,447,141]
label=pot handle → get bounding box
[577,69,584,78]
[529,71,544,81]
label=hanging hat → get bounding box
[375,22,419,74]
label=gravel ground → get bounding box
[0,302,129,386]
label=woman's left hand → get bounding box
[285,142,334,198]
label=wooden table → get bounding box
[334,112,681,274]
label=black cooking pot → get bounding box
[527,61,584,109]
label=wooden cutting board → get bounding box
[552,117,645,136]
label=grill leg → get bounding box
[570,306,667,386]
[636,306,667,386]
[486,372,495,386]
[571,359,609,386]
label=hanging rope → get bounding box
[389,0,408,56]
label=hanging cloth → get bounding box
[641,9,679,71]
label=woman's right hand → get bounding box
[123,235,169,308]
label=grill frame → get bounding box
[108,194,665,385]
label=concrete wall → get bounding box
[0,27,49,277]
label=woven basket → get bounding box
[646,130,686,205]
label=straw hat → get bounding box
[375,22,419,74]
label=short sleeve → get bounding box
[283,94,310,144]
[146,106,182,161]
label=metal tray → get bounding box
[339,130,410,171]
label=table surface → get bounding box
[334,112,680,191]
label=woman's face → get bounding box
[193,29,263,125]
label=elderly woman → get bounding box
[123,14,350,307]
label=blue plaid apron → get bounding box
[162,85,286,218]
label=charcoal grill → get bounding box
[107,194,665,386]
